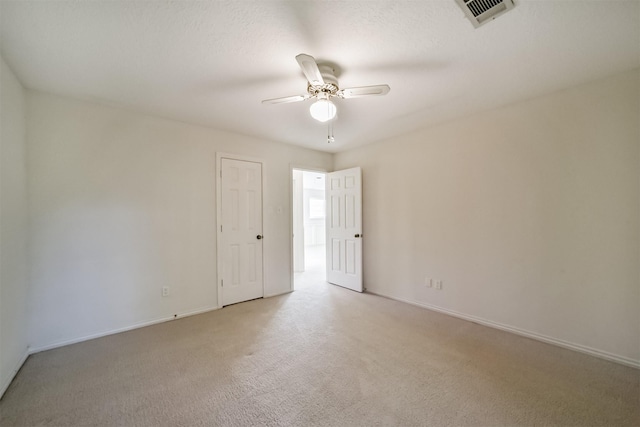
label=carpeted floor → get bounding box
[1,266,638,426]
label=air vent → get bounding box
[455,0,515,28]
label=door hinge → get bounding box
[221,225,223,232]
[221,279,224,287]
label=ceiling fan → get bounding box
[262,53,390,123]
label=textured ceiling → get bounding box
[1,1,639,153]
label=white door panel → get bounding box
[221,158,263,306]
[326,167,362,292]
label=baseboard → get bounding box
[28,305,218,354]
[366,289,640,370]
[1,348,29,399]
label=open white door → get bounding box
[326,167,363,292]
[220,158,264,306]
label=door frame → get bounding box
[289,164,328,292]
[216,152,265,309]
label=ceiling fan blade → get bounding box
[295,53,325,86]
[262,94,309,104]
[339,84,391,99]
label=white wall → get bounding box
[27,91,332,351]
[0,56,29,395]
[334,69,640,366]
[292,170,304,272]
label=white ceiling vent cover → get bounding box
[456,0,515,28]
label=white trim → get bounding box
[289,164,328,292]
[28,305,217,355]
[217,151,264,166]
[367,289,640,370]
[216,152,265,308]
[0,349,29,399]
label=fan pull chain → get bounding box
[327,121,335,144]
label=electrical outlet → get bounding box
[425,277,432,287]
[435,280,443,290]
[162,286,169,297]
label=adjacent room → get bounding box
[292,169,327,289]
[1,1,638,425]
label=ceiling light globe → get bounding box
[309,99,337,122]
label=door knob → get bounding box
[257,235,263,240]
[354,234,360,238]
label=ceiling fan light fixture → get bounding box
[309,99,337,122]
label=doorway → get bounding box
[292,169,326,289]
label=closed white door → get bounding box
[220,158,263,306]
[326,167,362,292]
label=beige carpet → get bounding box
[1,274,638,426]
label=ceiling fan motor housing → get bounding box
[307,65,339,97]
